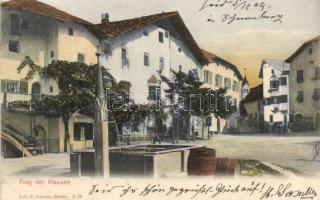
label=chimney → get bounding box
[101,13,109,23]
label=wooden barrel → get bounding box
[215,158,240,176]
[187,147,216,176]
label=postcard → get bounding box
[0,0,319,199]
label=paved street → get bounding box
[1,135,320,177]
[195,134,320,177]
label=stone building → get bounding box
[286,35,320,131]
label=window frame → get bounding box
[8,40,20,53]
[77,53,85,63]
[159,57,164,73]
[148,85,161,101]
[297,70,304,83]
[159,31,164,43]
[68,28,74,36]
[144,52,150,66]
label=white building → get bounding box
[201,49,243,135]
[259,59,290,133]
[95,12,206,104]
[95,12,207,137]
[1,0,100,153]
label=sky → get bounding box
[5,0,320,87]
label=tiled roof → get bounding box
[242,84,263,103]
[201,49,243,81]
[286,35,320,63]
[95,12,208,65]
[1,0,92,25]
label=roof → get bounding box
[259,59,290,78]
[286,35,320,63]
[1,0,105,38]
[95,12,208,65]
[242,75,249,86]
[201,49,243,81]
[242,84,263,104]
[1,0,92,25]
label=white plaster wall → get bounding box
[262,63,289,123]
[101,24,201,104]
[201,62,242,132]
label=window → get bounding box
[144,53,149,66]
[143,30,149,36]
[215,74,222,87]
[179,65,183,72]
[233,81,239,92]
[77,53,85,63]
[159,57,164,73]
[224,78,231,89]
[121,48,129,67]
[159,32,164,43]
[296,91,304,103]
[74,123,93,141]
[278,95,288,103]
[309,48,313,55]
[10,13,21,36]
[49,86,54,93]
[148,86,161,101]
[297,70,304,83]
[204,70,212,84]
[280,77,287,85]
[313,88,320,101]
[270,79,279,90]
[270,115,273,123]
[9,40,19,53]
[68,28,74,36]
[165,31,169,38]
[50,51,54,58]
[4,80,28,94]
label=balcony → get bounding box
[3,93,44,112]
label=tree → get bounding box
[160,69,235,140]
[18,56,142,151]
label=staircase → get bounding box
[1,117,44,156]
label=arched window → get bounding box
[31,82,41,101]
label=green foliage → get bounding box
[160,70,235,120]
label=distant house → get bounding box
[286,35,320,131]
[240,84,264,133]
[259,59,290,133]
[241,75,250,100]
[201,49,243,135]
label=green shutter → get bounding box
[1,80,7,93]
[20,81,28,94]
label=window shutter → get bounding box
[20,81,28,94]
[1,80,7,93]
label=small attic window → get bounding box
[68,28,74,36]
[178,47,182,52]
[143,31,149,36]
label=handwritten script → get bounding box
[88,181,318,199]
[199,0,284,24]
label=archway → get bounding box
[31,82,41,101]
